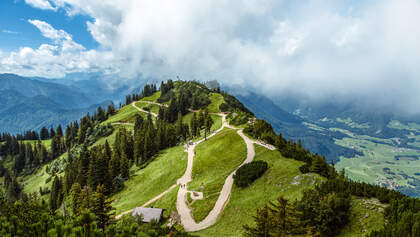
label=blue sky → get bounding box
[0,0,96,53]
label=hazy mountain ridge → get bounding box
[0,73,114,134]
[231,90,362,163]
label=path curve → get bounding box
[115,103,276,229]
[132,102,158,117]
[176,114,269,232]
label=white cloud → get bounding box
[25,0,56,11]
[0,20,118,78]
[7,0,420,114]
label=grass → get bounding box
[146,186,180,218]
[112,145,187,214]
[338,197,386,236]
[90,128,120,148]
[22,139,52,149]
[188,128,247,222]
[141,91,161,102]
[207,93,224,113]
[196,145,324,236]
[20,163,51,195]
[135,102,161,114]
[103,104,147,125]
[19,152,67,197]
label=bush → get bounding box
[219,103,229,112]
[234,161,268,188]
[157,91,174,103]
[299,163,311,174]
[228,110,251,126]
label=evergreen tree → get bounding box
[190,112,198,137]
[134,114,144,132]
[40,127,49,140]
[203,110,213,140]
[91,185,115,231]
[77,145,90,187]
[244,206,270,237]
[50,176,62,211]
[56,125,63,137]
[109,152,120,179]
[96,106,106,122]
[107,104,116,117]
[120,155,130,180]
[244,196,309,237]
[70,183,82,216]
[49,127,56,138]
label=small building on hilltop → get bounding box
[132,207,164,223]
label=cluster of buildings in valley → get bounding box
[375,177,398,190]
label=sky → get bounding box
[1,0,420,114]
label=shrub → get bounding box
[219,103,229,112]
[234,160,268,188]
[157,91,174,103]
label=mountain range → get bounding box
[0,73,145,134]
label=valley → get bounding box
[302,117,420,197]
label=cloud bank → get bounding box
[2,0,420,114]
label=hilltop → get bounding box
[0,80,418,236]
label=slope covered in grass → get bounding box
[141,91,161,102]
[112,145,187,214]
[20,152,67,196]
[196,145,324,236]
[338,198,386,236]
[188,128,247,222]
[207,93,224,113]
[23,139,52,149]
[103,104,147,125]
[134,102,161,114]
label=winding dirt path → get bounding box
[175,114,274,232]
[116,102,276,230]
[132,102,158,117]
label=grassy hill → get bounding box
[1,81,392,236]
[196,145,324,236]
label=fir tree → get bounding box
[56,125,63,137]
[91,185,115,231]
[40,127,49,140]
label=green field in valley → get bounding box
[333,120,420,196]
